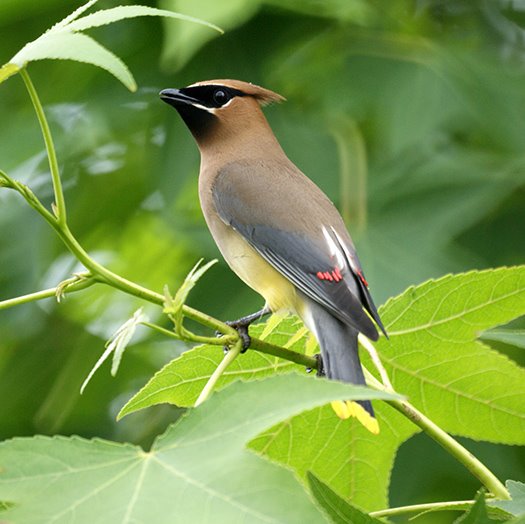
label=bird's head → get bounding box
[160,79,285,151]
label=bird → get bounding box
[160,79,386,433]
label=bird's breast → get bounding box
[199,186,297,313]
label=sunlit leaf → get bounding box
[11,32,135,90]
[64,5,222,33]
[119,267,525,510]
[118,316,307,418]
[250,400,416,511]
[376,266,525,444]
[51,0,99,30]
[119,315,406,511]
[164,258,217,328]
[3,1,221,91]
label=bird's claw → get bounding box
[225,321,251,353]
[216,322,252,353]
[217,307,270,354]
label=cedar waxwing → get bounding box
[160,80,386,433]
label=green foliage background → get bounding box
[1,0,524,521]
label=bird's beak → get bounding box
[159,88,200,107]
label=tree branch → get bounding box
[250,337,318,369]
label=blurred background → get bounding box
[0,0,524,520]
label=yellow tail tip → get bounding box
[331,400,380,434]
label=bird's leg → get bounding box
[223,305,271,353]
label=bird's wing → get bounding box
[212,161,385,340]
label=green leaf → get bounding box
[119,312,412,511]
[11,32,136,90]
[492,481,525,518]
[118,343,299,418]
[0,375,396,523]
[376,266,525,444]
[121,267,524,511]
[51,0,100,30]
[307,472,384,524]
[251,269,525,509]
[2,1,221,90]
[250,401,416,512]
[251,267,525,510]
[118,315,306,418]
[454,491,500,524]
[482,330,525,350]
[164,258,217,328]
[64,5,222,33]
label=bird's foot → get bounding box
[225,321,251,353]
[217,306,271,354]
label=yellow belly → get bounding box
[217,227,298,313]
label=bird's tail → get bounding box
[301,299,379,434]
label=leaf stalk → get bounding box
[20,68,67,224]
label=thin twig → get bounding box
[250,337,318,370]
[0,275,96,310]
[371,499,475,519]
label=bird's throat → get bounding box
[175,105,218,144]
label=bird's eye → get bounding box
[213,89,230,106]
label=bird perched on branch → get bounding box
[160,79,386,433]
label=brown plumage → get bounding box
[160,79,385,433]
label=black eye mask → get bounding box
[179,85,246,109]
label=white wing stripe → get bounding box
[330,226,359,272]
[322,226,346,269]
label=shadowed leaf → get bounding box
[492,481,525,518]
[0,375,396,523]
